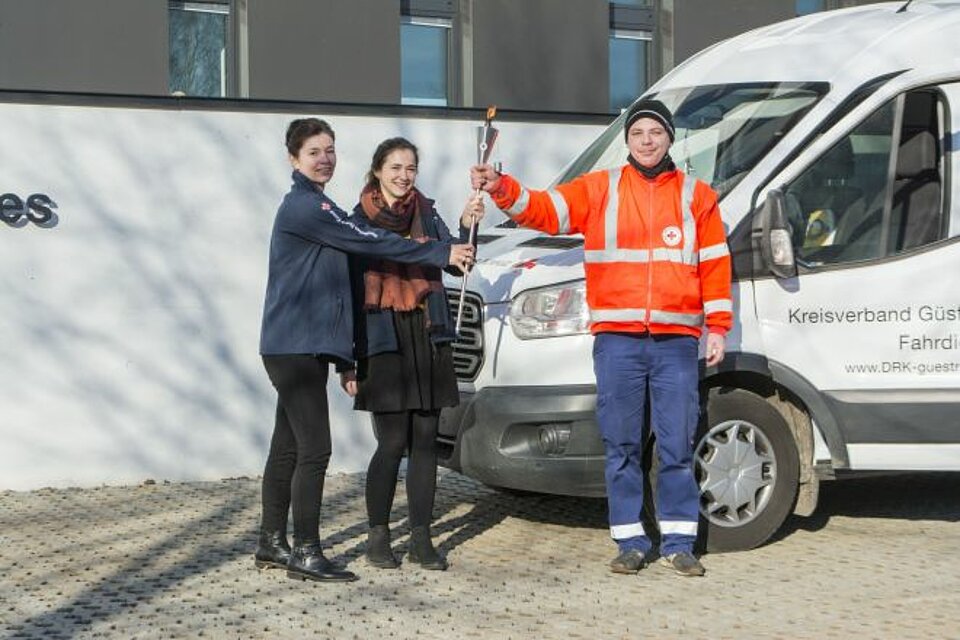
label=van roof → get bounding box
[658,1,960,94]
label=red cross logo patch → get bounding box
[662,225,682,247]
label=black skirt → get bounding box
[354,307,459,412]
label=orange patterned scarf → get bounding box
[360,184,443,312]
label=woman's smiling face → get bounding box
[374,148,418,205]
[290,133,337,187]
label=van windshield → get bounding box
[552,82,828,200]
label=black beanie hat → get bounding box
[624,99,675,142]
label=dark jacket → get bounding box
[349,195,470,359]
[259,171,451,362]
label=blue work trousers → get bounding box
[593,331,701,556]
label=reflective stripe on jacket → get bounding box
[490,166,732,338]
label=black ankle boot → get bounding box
[407,526,447,571]
[254,530,292,570]
[366,525,400,569]
[287,539,358,583]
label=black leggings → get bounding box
[366,410,440,528]
[260,355,332,541]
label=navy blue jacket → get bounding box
[259,171,451,362]
[349,196,470,359]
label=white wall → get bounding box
[0,101,605,490]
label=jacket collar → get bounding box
[291,170,326,193]
[625,163,681,186]
[627,153,676,179]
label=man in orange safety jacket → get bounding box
[471,99,732,577]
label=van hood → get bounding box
[443,228,586,304]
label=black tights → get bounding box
[260,355,332,541]
[365,410,440,528]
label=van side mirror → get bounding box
[752,189,797,279]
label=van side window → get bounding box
[783,89,946,266]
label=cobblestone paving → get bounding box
[1,471,958,639]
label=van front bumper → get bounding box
[438,385,606,497]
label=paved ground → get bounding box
[0,470,958,640]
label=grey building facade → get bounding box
[0,0,878,113]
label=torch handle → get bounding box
[456,109,496,337]
[454,192,481,336]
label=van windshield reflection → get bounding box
[559,82,827,199]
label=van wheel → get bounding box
[696,387,799,552]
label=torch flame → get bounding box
[485,105,497,122]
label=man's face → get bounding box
[626,117,671,168]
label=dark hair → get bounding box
[364,137,419,189]
[285,118,335,156]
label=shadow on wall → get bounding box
[0,105,608,491]
[0,106,378,490]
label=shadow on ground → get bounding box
[773,471,960,543]
[424,470,960,556]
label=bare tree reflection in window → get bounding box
[169,2,229,97]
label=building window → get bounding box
[400,15,452,106]
[169,1,231,97]
[610,30,651,112]
[609,3,655,112]
[796,0,825,15]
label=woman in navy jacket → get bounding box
[256,119,474,583]
[344,137,483,571]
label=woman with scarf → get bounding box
[257,120,475,584]
[343,137,484,571]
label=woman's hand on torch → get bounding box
[448,243,475,272]
[460,193,486,228]
[470,164,501,194]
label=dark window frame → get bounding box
[608,3,656,113]
[609,4,655,31]
[401,0,459,107]
[168,0,238,98]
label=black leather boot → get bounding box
[287,540,358,582]
[407,526,447,571]
[254,530,292,570]
[365,525,400,569]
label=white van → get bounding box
[440,1,960,552]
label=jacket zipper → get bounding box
[645,179,654,327]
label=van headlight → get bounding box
[509,280,590,339]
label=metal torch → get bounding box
[455,105,498,336]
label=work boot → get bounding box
[365,524,400,569]
[659,551,706,577]
[407,526,448,570]
[286,539,358,582]
[609,548,647,574]
[254,530,292,570]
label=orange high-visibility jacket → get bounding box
[490,165,733,338]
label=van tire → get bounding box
[696,387,800,552]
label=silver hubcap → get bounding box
[695,419,777,528]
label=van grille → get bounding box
[446,289,484,381]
